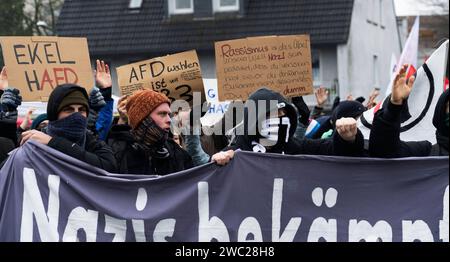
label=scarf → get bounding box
[46,112,87,147]
[132,116,170,158]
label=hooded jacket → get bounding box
[228,88,365,156]
[369,89,449,157]
[44,84,117,172]
[311,101,366,139]
[431,89,449,155]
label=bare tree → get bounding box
[23,0,64,36]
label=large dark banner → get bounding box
[0,141,448,242]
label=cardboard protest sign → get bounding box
[0,37,93,101]
[215,35,313,101]
[116,50,205,105]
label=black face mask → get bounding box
[46,112,87,147]
[259,116,291,151]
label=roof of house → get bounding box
[57,0,354,56]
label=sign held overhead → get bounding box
[215,35,314,101]
[0,36,94,101]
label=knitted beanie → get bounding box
[57,90,89,114]
[126,90,171,129]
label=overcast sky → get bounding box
[394,0,449,16]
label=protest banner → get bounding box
[0,141,448,242]
[215,35,313,101]
[0,36,93,101]
[116,50,205,105]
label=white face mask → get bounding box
[259,117,291,147]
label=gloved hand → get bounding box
[1,88,22,110]
[89,87,106,111]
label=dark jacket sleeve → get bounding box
[369,101,431,158]
[47,135,117,173]
[290,129,364,157]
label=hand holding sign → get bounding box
[391,64,415,106]
[0,66,8,90]
[95,60,112,89]
[117,95,129,125]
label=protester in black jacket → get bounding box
[212,88,365,165]
[0,88,22,146]
[18,84,117,172]
[108,90,193,175]
[0,137,15,163]
[369,64,449,157]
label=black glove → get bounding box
[1,88,22,110]
[292,96,310,126]
[89,87,106,111]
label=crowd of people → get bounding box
[0,60,448,175]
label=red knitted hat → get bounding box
[126,90,171,129]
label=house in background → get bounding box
[57,0,401,104]
[397,15,449,64]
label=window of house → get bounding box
[379,0,385,28]
[169,0,194,15]
[213,0,240,13]
[373,55,380,88]
[129,0,143,9]
[311,50,321,86]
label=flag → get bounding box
[358,40,449,143]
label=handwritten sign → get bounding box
[116,50,205,105]
[215,35,313,101]
[0,37,93,101]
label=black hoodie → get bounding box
[312,101,366,139]
[44,84,117,172]
[431,89,449,155]
[229,88,365,156]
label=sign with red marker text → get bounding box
[215,35,313,101]
[0,36,93,101]
[116,50,205,105]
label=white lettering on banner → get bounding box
[198,181,230,242]
[104,215,127,242]
[271,178,302,242]
[307,218,337,242]
[135,188,148,211]
[440,186,449,242]
[153,219,176,242]
[62,207,99,242]
[348,220,392,242]
[238,217,263,242]
[19,168,449,242]
[20,168,60,242]
[132,219,147,242]
[402,220,434,242]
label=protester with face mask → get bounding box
[108,90,193,175]
[17,84,117,172]
[212,87,365,165]
[369,64,449,157]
